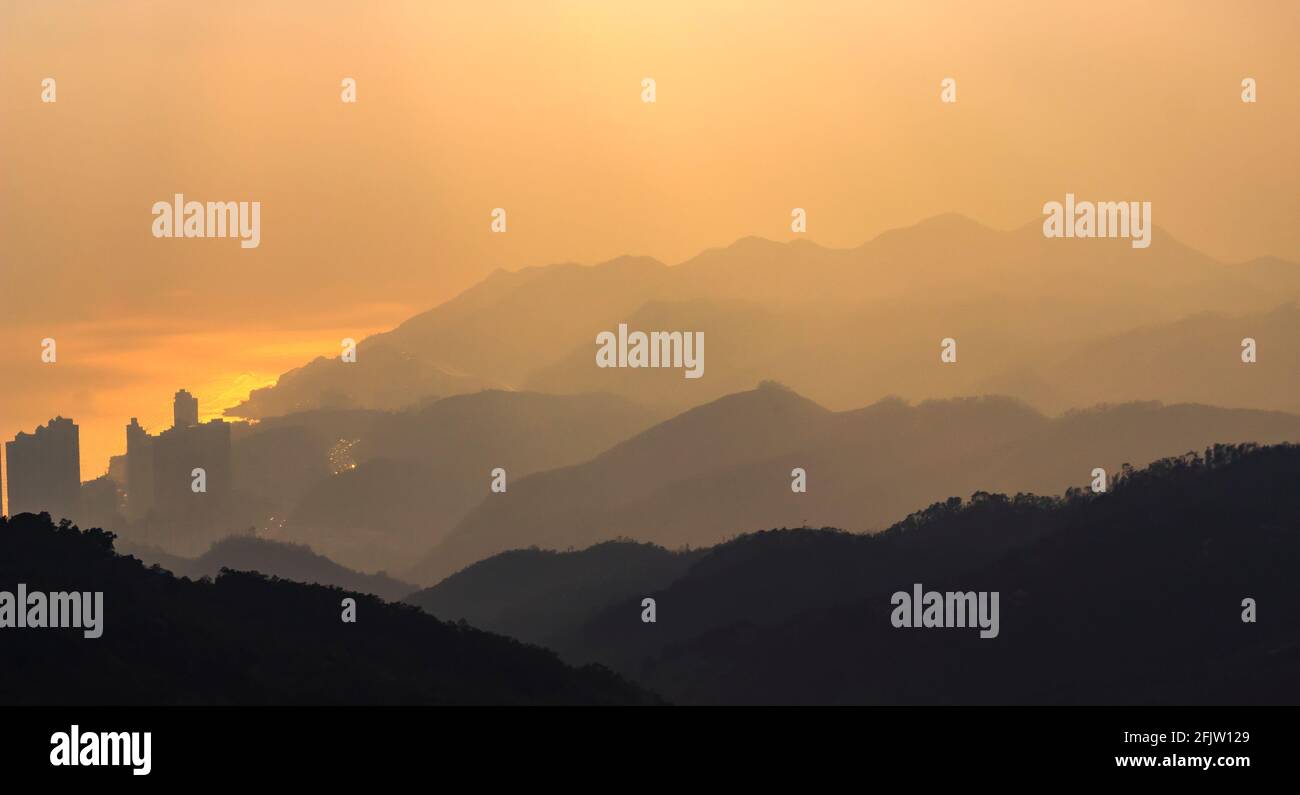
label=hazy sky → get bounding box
[2,0,1298,483]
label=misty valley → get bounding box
[7,214,1300,708]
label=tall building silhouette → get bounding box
[123,392,232,550]
[124,417,155,520]
[5,417,81,521]
[153,418,232,524]
[173,389,199,429]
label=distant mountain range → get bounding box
[120,534,417,602]
[410,443,1300,705]
[976,302,1300,414]
[160,217,1300,595]
[226,215,1300,419]
[406,383,1300,584]
[1,512,654,705]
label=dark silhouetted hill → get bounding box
[0,513,657,705]
[568,443,1300,704]
[407,385,1300,584]
[404,540,705,649]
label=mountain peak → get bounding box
[594,254,669,272]
[725,234,786,251]
[879,211,993,236]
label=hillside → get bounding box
[405,541,705,649]
[598,443,1300,704]
[407,444,1300,704]
[120,535,417,602]
[407,384,1300,584]
[226,218,1300,420]
[0,513,656,705]
[976,302,1300,415]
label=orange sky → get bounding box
[2,0,1298,487]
